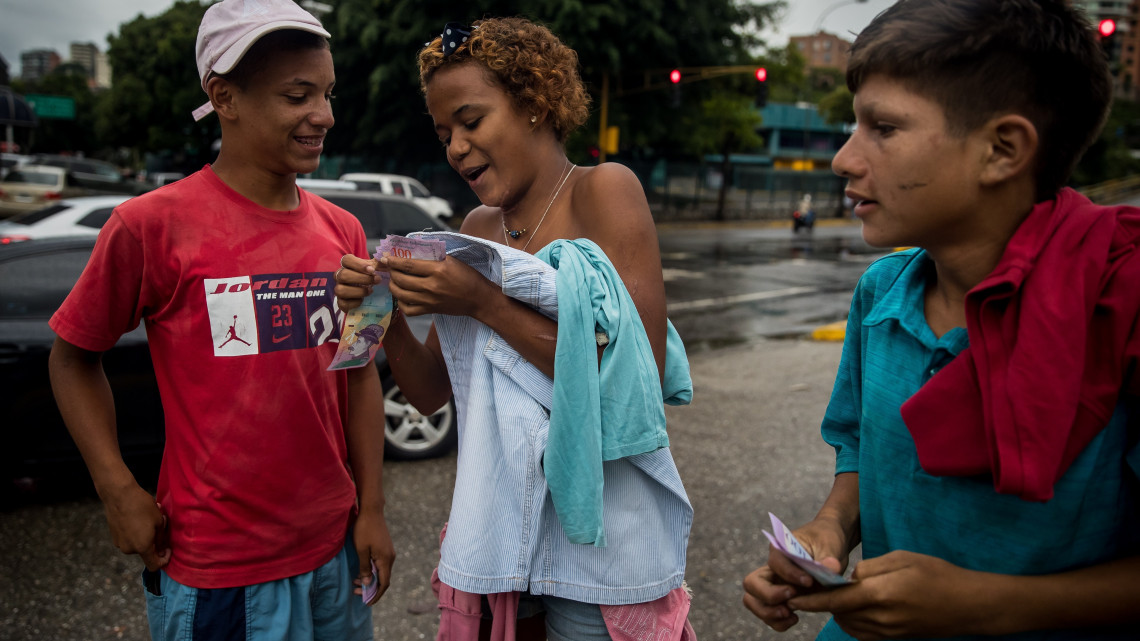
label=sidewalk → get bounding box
[667,337,847,640]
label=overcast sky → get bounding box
[0,0,895,77]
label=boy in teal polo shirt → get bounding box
[743,0,1140,639]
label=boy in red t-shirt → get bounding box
[48,0,394,638]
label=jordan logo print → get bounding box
[204,273,339,357]
[218,315,252,348]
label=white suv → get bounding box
[339,173,453,223]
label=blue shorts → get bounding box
[142,538,372,641]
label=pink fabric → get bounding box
[432,580,695,641]
[601,588,697,641]
[432,567,518,640]
[432,525,696,641]
[901,188,1140,501]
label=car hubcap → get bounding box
[383,387,454,452]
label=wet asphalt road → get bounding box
[1,220,879,640]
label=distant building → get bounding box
[1069,0,1140,100]
[69,42,99,80]
[704,101,850,202]
[20,49,61,82]
[0,54,9,85]
[789,32,852,73]
[94,51,112,89]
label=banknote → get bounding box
[327,235,446,371]
[762,512,851,588]
[327,271,393,371]
[362,559,379,603]
[376,234,447,262]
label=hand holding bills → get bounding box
[362,560,379,603]
[762,512,851,588]
[326,235,446,371]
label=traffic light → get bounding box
[1099,18,1117,61]
[754,67,769,108]
[670,68,682,108]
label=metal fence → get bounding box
[624,160,848,222]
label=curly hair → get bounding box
[418,17,591,143]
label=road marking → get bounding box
[662,267,702,282]
[667,286,819,313]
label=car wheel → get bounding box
[382,375,457,460]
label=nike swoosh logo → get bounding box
[272,334,292,343]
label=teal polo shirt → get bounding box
[818,249,1139,641]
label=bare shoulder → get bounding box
[570,162,654,238]
[456,204,504,241]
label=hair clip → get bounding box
[441,22,472,57]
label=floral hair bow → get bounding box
[440,22,473,56]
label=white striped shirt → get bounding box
[415,232,693,605]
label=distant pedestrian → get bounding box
[48,0,393,639]
[744,0,1140,639]
[793,193,816,232]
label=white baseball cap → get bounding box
[192,0,330,121]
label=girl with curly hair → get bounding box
[336,16,694,641]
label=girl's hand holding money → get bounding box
[383,254,495,318]
[335,254,385,312]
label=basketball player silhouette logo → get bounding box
[218,315,251,348]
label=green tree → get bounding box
[818,86,854,125]
[97,0,214,161]
[683,93,763,219]
[325,0,786,167]
[1071,98,1140,187]
[12,64,102,155]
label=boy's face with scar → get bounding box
[833,74,994,251]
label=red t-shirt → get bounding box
[50,166,368,588]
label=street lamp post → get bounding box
[814,0,869,33]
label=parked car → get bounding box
[3,194,456,492]
[339,172,453,223]
[148,172,186,187]
[297,177,357,191]
[30,154,147,196]
[0,237,163,497]
[1,152,32,179]
[0,165,88,217]
[0,195,131,243]
[309,189,458,459]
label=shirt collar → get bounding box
[863,249,967,351]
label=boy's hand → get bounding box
[353,507,395,606]
[101,483,170,571]
[743,518,849,631]
[789,550,985,639]
[334,254,383,313]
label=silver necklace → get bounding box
[503,162,575,252]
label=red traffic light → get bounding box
[755,67,768,82]
[1100,18,1116,37]
[669,69,682,84]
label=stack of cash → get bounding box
[326,235,446,371]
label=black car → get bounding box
[310,190,460,461]
[1,237,163,498]
[2,195,457,494]
[30,154,148,196]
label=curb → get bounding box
[810,320,847,342]
[655,217,861,231]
